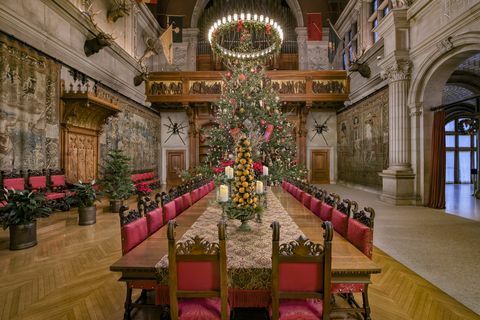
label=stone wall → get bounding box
[0,32,60,171]
[337,88,389,189]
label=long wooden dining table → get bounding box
[110,186,381,308]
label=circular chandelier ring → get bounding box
[207,12,284,60]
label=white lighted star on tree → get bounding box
[164,116,188,145]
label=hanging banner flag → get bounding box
[264,124,274,142]
[160,24,173,64]
[307,13,322,41]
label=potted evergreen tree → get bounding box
[69,181,99,225]
[100,149,134,212]
[0,189,51,250]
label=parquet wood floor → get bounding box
[0,194,478,320]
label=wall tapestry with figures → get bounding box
[0,32,60,171]
[101,103,161,171]
[337,88,389,189]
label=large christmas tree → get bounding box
[203,59,306,184]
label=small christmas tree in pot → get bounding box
[100,149,135,213]
[228,137,262,231]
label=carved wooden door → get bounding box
[311,150,329,184]
[64,130,98,183]
[166,150,185,186]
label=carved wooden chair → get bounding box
[138,196,164,235]
[28,169,70,211]
[118,206,159,319]
[332,205,375,320]
[317,192,335,222]
[271,220,333,320]
[167,220,229,320]
[331,195,351,238]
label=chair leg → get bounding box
[124,286,132,320]
[362,285,371,320]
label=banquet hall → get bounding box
[0,0,479,319]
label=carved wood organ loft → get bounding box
[146,70,349,167]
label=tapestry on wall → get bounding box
[102,103,160,171]
[0,33,60,171]
[337,89,389,188]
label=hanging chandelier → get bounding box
[208,12,284,60]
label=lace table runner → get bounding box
[155,190,305,289]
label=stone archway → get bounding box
[190,0,305,28]
[408,32,480,203]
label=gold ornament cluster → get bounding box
[232,138,258,208]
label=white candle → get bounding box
[263,166,269,176]
[229,167,234,179]
[219,185,229,202]
[256,181,264,194]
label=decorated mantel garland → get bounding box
[208,12,284,60]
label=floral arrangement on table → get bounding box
[224,138,263,231]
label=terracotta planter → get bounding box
[9,221,37,250]
[78,205,96,225]
[109,200,123,213]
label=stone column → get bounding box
[295,27,308,70]
[379,60,416,204]
[183,28,199,71]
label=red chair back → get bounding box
[163,201,177,222]
[174,197,184,215]
[50,175,66,187]
[301,193,312,208]
[332,209,348,237]
[347,207,375,258]
[146,208,163,235]
[3,178,25,191]
[28,175,47,190]
[310,197,322,217]
[191,189,201,203]
[319,203,333,221]
[182,193,192,209]
[121,217,148,255]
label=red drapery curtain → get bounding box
[427,111,446,208]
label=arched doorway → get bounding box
[409,33,480,208]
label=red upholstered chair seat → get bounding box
[319,203,333,222]
[46,192,66,200]
[208,181,215,192]
[178,298,229,320]
[29,176,47,189]
[282,181,287,190]
[286,183,293,194]
[310,198,322,217]
[191,189,201,203]
[174,197,185,215]
[182,193,192,209]
[50,175,66,187]
[331,209,348,238]
[270,299,323,320]
[201,185,208,197]
[3,178,25,191]
[302,193,312,208]
[121,217,148,255]
[163,202,177,222]
[146,208,163,235]
[347,219,373,258]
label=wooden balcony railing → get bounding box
[146,70,349,105]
